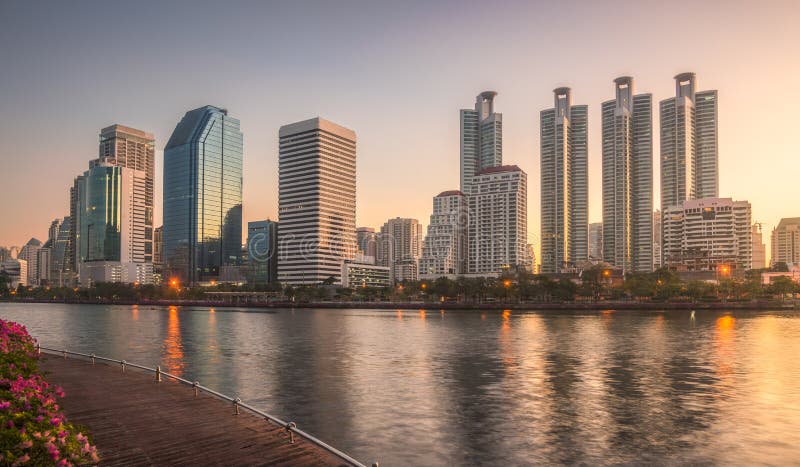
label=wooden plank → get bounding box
[41,356,351,467]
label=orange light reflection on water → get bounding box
[714,315,737,379]
[163,306,185,377]
[499,310,515,373]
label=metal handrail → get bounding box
[38,345,370,467]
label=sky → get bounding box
[1,0,798,263]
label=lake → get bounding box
[1,303,799,465]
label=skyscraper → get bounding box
[66,174,84,284]
[419,191,467,278]
[467,165,527,274]
[660,73,719,211]
[540,87,588,273]
[602,77,653,273]
[163,106,243,284]
[76,163,152,285]
[92,125,155,262]
[460,91,502,193]
[377,217,423,282]
[278,117,356,285]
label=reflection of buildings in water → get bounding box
[435,313,528,465]
[162,306,185,376]
[419,310,426,321]
[537,317,588,464]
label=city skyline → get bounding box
[2,1,799,265]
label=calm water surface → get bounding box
[1,303,800,465]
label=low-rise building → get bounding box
[79,261,153,286]
[663,198,752,271]
[0,260,28,288]
[341,260,391,288]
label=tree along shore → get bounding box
[3,266,799,310]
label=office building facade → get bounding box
[278,117,356,284]
[76,163,152,285]
[540,87,588,273]
[601,77,653,273]
[163,106,243,284]
[246,220,278,285]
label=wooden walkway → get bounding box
[41,356,350,466]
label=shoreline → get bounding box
[2,297,797,311]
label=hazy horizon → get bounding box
[2,0,798,263]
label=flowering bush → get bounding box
[0,320,99,465]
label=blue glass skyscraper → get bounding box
[163,106,243,284]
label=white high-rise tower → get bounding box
[278,117,357,284]
[540,87,589,273]
[660,72,719,212]
[601,77,654,273]
[460,91,502,194]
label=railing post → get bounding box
[63,349,67,359]
[193,381,199,397]
[91,353,95,365]
[121,360,126,373]
[155,366,162,382]
[35,343,40,356]
[372,463,379,467]
[234,397,241,415]
[285,422,297,444]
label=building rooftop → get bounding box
[279,117,356,141]
[165,106,230,150]
[777,218,800,228]
[475,165,523,176]
[100,124,154,141]
[436,190,464,197]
